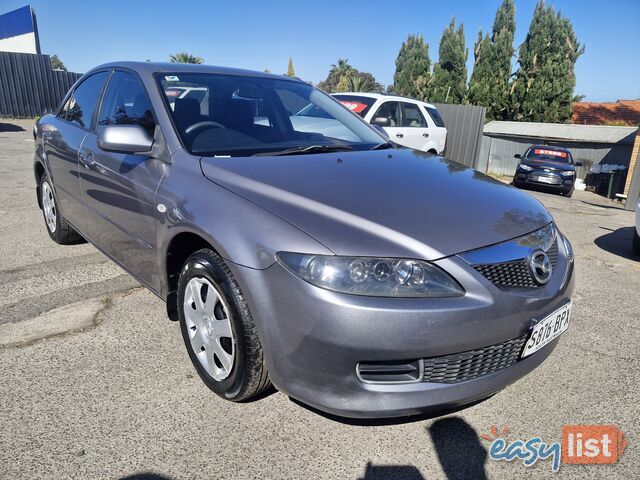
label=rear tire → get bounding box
[177,248,271,401]
[633,230,640,256]
[39,173,83,244]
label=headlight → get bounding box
[563,171,575,176]
[519,164,533,171]
[276,253,464,298]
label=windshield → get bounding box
[525,147,572,164]
[157,73,384,156]
[332,94,377,118]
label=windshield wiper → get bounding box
[371,142,394,150]
[253,145,355,156]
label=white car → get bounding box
[332,92,447,154]
[634,197,640,255]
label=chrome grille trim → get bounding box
[459,223,561,290]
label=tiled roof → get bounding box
[572,100,640,126]
[483,121,637,144]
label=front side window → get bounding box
[401,103,427,127]
[65,71,109,129]
[372,101,400,127]
[98,71,156,136]
[157,73,383,156]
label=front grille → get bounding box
[473,238,559,289]
[422,335,528,384]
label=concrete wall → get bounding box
[480,134,633,179]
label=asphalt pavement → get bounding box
[1,118,638,479]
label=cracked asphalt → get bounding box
[1,119,638,479]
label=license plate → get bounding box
[536,176,554,184]
[521,302,571,358]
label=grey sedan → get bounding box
[34,62,574,418]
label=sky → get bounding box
[3,0,639,102]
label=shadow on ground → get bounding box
[120,473,173,480]
[429,417,488,480]
[594,226,639,261]
[0,122,26,132]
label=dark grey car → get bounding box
[34,62,574,418]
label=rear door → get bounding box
[78,69,167,291]
[43,71,109,225]
[399,101,431,151]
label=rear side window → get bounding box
[98,71,156,136]
[426,106,445,128]
[401,102,427,127]
[332,95,377,118]
[64,71,109,129]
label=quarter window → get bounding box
[65,71,109,129]
[98,71,156,136]
[426,106,445,127]
[401,103,427,127]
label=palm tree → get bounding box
[169,52,204,64]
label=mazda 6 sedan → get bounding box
[33,62,574,418]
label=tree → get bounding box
[50,54,67,71]
[286,58,295,77]
[511,0,584,122]
[427,18,468,104]
[392,34,431,99]
[468,0,516,120]
[317,59,356,92]
[169,52,204,64]
[335,71,383,93]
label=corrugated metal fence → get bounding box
[0,51,81,118]
[433,103,486,168]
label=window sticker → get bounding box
[339,101,368,114]
[534,149,567,158]
[164,75,180,82]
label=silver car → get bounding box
[34,62,574,418]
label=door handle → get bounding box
[423,133,430,138]
[79,152,95,169]
[396,133,404,138]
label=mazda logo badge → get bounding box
[529,250,552,285]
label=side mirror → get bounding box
[371,116,390,127]
[514,154,522,159]
[574,161,583,167]
[373,125,389,139]
[98,125,153,153]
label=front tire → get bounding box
[177,249,270,401]
[39,173,83,244]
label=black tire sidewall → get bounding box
[177,251,249,400]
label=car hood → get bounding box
[521,158,575,171]
[200,149,552,260]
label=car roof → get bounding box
[87,61,304,83]
[332,92,436,109]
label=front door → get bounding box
[78,70,167,291]
[371,101,404,145]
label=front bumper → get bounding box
[228,237,575,418]
[514,170,575,192]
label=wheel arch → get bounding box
[164,229,220,321]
